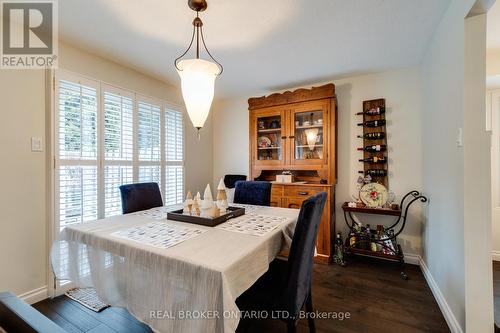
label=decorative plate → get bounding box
[258,136,271,148]
[359,182,388,208]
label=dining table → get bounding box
[50,203,299,333]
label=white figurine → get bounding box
[192,192,201,216]
[201,184,215,217]
[216,178,228,214]
[183,191,193,215]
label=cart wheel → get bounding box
[401,272,408,280]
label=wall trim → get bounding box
[492,251,500,262]
[418,256,463,333]
[18,286,48,305]
[403,253,420,265]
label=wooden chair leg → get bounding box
[306,292,316,333]
[287,320,297,333]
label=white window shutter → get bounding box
[164,108,184,205]
[103,92,133,161]
[55,74,185,223]
[138,101,161,162]
[103,90,134,217]
[58,80,98,160]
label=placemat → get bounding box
[112,221,205,249]
[216,214,290,236]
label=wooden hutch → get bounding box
[248,84,337,264]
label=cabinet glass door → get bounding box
[292,109,325,163]
[256,114,283,163]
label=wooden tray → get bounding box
[167,206,245,227]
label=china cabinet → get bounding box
[248,84,337,263]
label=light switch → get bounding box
[456,128,463,147]
[31,137,42,152]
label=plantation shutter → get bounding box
[102,87,135,217]
[137,99,162,191]
[55,72,185,227]
[56,78,99,229]
[164,108,184,205]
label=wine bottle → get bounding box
[358,169,388,176]
[357,119,386,127]
[358,156,386,164]
[357,132,385,140]
[356,106,386,116]
[357,144,387,152]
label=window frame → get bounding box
[53,69,186,232]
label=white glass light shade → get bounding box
[176,58,220,129]
[305,128,319,150]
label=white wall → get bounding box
[0,42,214,302]
[213,67,424,256]
[0,70,48,301]
[491,89,500,256]
[421,0,492,331]
[464,12,493,333]
[487,49,500,76]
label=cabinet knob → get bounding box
[281,136,287,139]
[298,191,308,196]
[289,135,295,139]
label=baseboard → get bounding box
[18,286,48,305]
[492,251,500,262]
[418,257,463,333]
[404,253,420,265]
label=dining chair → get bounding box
[223,174,247,189]
[119,182,164,214]
[236,192,327,333]
[233,180,272,206]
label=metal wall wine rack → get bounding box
[358,98,388,187]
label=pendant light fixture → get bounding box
[175,0,223,135]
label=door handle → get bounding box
[281,136,287,139]
[289,135,295,139]
[298,191,308,196]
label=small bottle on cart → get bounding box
[334,233,345,265]
[349,231,357,247]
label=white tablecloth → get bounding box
[51,205,299,333]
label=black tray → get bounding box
[167,206,245,227]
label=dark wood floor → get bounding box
[493,261,500,327]
[34,257,449,333]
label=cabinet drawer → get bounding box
[271,185,284,197]
[270,196,281,207]
[284,197,306,209]
[284,186,325,198]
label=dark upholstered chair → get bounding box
[223,174,247,189]
[236,192,327,333]
[0,292,66,333]
[119,182,163,214]
[233,181,272,206]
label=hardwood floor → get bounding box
[34,296,152,333]
[493,261,500,329]
[34,257,449,333]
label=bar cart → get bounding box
[341,190,428,280]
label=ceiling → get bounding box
[488,0,500,50]
[59,0,451,100]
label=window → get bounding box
[55,72,184,230]
[137,99,162,191]
[164,109,184,206]
[103,88,135,217]
[57,78,99,228]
